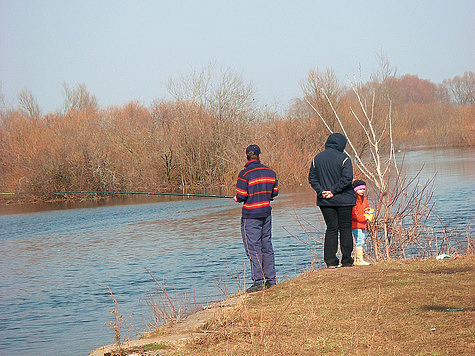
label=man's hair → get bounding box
[246,151,259,161]
[245,144,261,161]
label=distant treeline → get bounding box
[1,67,473,197]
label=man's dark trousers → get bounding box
[320,206,354,267]
[241,215,276,286]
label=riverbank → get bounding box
[89,255,474,355]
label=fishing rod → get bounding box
[0,191,234,198]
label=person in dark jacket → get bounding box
[308,133,356,268]
[234,144,279,292]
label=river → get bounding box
[0,148,473,355]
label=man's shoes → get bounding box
[246,280,276,293]
[327,264,340,269]
[246,283,266,293]
[265,281,276,289]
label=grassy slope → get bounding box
[181,256,474,355]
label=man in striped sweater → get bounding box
[234,144,279,293]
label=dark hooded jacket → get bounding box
[308,133,356,207]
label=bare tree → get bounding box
[211,67,256,123]
[17,88,41,119]
[167,66,212,105]
[167,64,257,123]
[301,68,344,131]
[370,51,397,85]
[165,65,259,192]
[0,82,5,110]
[442,71,475,105]
[0,82,8,121]
[305,75,440,260]
[62,83,98,113]
[306,81,396,192]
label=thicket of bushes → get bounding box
[0,68,473,197]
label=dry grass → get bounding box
[178,255,474,355]
[105,286,134,356]
[145,268,200,331]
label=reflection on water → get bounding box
[0,148,473,355]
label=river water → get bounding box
[0,148,473,355]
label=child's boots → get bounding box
[354,247,371,266]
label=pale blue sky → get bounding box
[1,0,473,113]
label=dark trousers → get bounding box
[320,206,354,266]
[241,215,276,285]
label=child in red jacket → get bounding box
[352,180,373,266]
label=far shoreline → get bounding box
[1,145,473,207]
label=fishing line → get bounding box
[0,191,233,198]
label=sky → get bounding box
[1,0,474,114]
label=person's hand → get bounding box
[233,195,238,202]
[322,191,333,199]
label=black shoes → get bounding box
[327,264,353,268]
[246,281,276,293]
[327,260,354,268]
[265,281,276,289]
[246,283,266,293]
[341,260,354,267]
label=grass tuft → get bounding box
[143,343,169,351]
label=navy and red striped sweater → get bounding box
[235,159,279,218]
